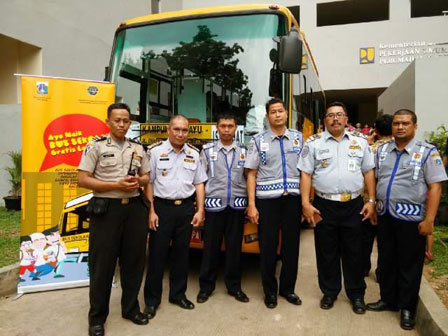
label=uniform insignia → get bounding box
[84,143,93,155]
[187,143,200,153]
[350,131,367,139]
[184,158,195,163]
[162,169,168,176]
[306,133,321,142]
[247,142,255,153]
[301,145,309,158]
[351,140,357,144]
[319,149,330,154]
[240,153,245,160]
[92,136,107,142]
[293,139,299,146]
[321,159,329,168]
[349,145,362,150]
[147,141,163,150]
[160,153,169,158]
[128,137,141,144]
[102,153,114,158]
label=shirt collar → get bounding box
[163,139,188,154]
[322,130,350,142]
[217,140,237,152]
[267,127,290,142]
[389,137,417,154]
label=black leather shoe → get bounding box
[228,290,249,303]
[197,291,211,303]
[280,293,302,305]
[124,312,149,325]
[88,324,104,336]
[264,294,277,309]
[143,305,157,319]
[320,295,336,310]
[351,298,366,314]
[366,300,399,312]
[169,298,195,310]
[400,309,415,330]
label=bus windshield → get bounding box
[111,13,286,133]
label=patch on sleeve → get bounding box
[84,143,93,155]
[431,152,442,165]
[301,145,310,158]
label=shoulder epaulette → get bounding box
[350,131,367,139]
[306,133,321,142]
[187,143,200,153]
[202,142,214,150]
[127,137,141,145]
[92,136,107,142]
[147,141,163,151]
[416,140,435,149]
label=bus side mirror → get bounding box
[104,66,110,81]
[278,27,303,74]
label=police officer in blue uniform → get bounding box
[245,98,304,309]
[367,109,447,330]
[143,115,207,319]
[196,113,249,304]
[298,102,376,315]
[78,103,150,336]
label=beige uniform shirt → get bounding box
[78,134,150,198]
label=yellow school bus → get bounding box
[58,193,92,254]
[106,4,325,253]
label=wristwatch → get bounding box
[367,199,376,204]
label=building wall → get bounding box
[0,0,153,202]
[175,0,448,92]
[378,57,448,140]
[0,105,22,200]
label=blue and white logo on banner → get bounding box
[36,82,49,95]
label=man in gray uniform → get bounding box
[197,112,249,304]
[143,115,207,318]
[367,109,447,330]
[298,101,376,314]
[245,98,304,309]
[78,103,150,336]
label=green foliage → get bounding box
[3,151,22,197]
[160,25,253,108]
[432,226,448,276]
[427,125,447,157]
[0,207,20,267]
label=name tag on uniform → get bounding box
[348,159,356,171]
[184,158,195,164]
[103,154,114,158]
[210,152,218,161]
[260,142,269,151]
[159,157,169,161]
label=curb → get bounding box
[417,276,448,336]
[0,263,19,297]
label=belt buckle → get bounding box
[282,191,289,196]
[340,193,351,202]
[174,200,183,205]
[121,198,129,205]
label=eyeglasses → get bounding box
[325,113,346,119]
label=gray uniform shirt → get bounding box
[201,140,247,211]
[244,128,303,199]
[298,130,374,194]
[375,138,447,221]
[78,134,150,198]
[148,140,207,199]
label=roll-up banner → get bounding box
[19,75,114,294]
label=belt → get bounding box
[315,191,361,202]
[107,196,140,205]
[154,195,195,206]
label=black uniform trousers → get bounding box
[313,196,366,300]
[377,212,426,311]
[144,197,194,307]
[361,219,379,277]
[257,195,301,296]
[199,207,244,294]
[88,197,148,325]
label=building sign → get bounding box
[360,47,375,64]
[361,41,448,65]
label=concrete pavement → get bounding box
[0,229,418,336]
